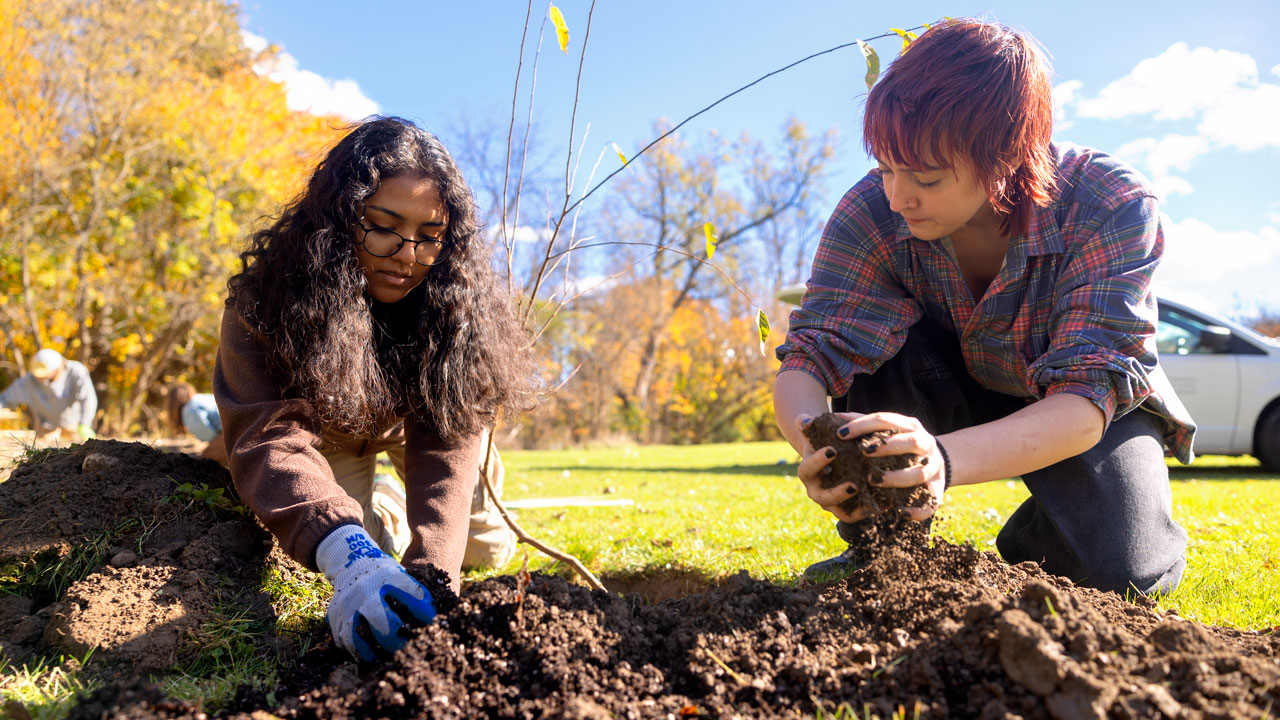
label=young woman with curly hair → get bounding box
[774,19,1194,596]
[215,116,535,660]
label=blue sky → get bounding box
[240,1,1280,319]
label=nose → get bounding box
[884,175,916,214]
[391,238,418,263]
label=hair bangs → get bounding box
[864,92,960,174]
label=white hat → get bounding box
[30,349,65,380]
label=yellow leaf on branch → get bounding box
[756,310,770,357]
[890,28,918,52]
[549,5,569,53]
[856,39,879,90]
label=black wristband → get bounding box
[936,441,953,490]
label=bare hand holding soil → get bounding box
[801,412,935,519]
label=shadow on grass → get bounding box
[1168,456,1279,481]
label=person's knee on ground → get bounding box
[997,511,1186,596]
[996,410,1188,597]
[463,434,516,570]
[371,473,411,558]
[383,430,517,571]
[324,448,407,557]
[200,433,229,467]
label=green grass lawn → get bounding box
[480,441,1280,631]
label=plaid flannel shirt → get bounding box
[777,143,1196,463]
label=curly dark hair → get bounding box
[227,116,535,440]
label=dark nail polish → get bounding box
[824,448,836,459]
[865,442,882,453]
[837,427,849,438]
[846,485,856,494]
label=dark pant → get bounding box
[832,317,1188,596]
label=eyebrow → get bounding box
[877,161,943,173]
[365,203,446,227]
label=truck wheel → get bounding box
[1255,406,1280,473]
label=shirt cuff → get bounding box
[778,355,840,396]
[1044,380,1117,429]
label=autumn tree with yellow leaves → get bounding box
[0,0,342,432]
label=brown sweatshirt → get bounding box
[212,307,479,592]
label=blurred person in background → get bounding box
[166,381,228,465]
[0,348,97,444]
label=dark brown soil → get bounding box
[0,440,293,678]
[2,440,1278,719]
[803,412,931,517]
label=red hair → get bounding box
[862,19,1056,238]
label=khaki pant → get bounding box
[322,429,516,570]
[33,426,81,446]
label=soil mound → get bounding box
[2,442,1278,719]
[0,440,294,677]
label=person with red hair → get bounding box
[773,19,1194,596]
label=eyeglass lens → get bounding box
[361,224,447,266]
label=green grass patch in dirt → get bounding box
[161,601,282,712]
[0,520,147,604]
[0,651,97,720]
[259,563,330,636]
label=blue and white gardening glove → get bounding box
[314,524,436,661]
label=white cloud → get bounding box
[1156,215,1280,314]
[1152,176,1197,200]
[1074,42,1257,121]
[242,31,380,121]
[1060,44,1280,192]
[1197,84,1280,151]
[1120,135,1209,176]
[242,31,268,54]
[1112,134,1210,199]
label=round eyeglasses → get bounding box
[358,217,450,266]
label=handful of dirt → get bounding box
[802,412,935,517]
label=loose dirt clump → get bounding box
[802,412,931,517]
[3,441,1278,719]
